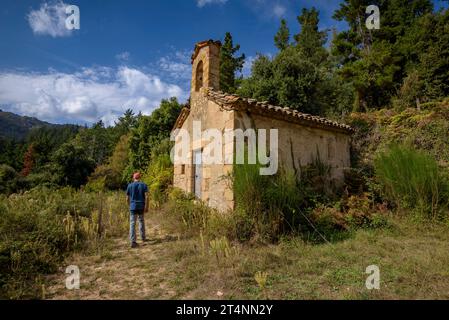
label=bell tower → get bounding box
[191,40,221,95]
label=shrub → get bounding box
[0,187,128,299]
[232,163,294,242]
[166,154,388,244]
[86,135,130,191]
[392,70,423,111]
[310,193,389,241]
[142,153,173,208]
[374,144,449,218]
[231,158,335,242]
[166,188,212,235]
[0,165,21,194]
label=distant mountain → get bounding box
[0,109,58,140]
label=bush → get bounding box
[374,144,449,218]
[142,153,173,208]
[166,188,211,235]
[232,162,302,242]
[392,70,423,111]
[0,165,21,194]
[231,156,338,242]
[165,155,389,244]
[311,193,389,241]
[0,187,128,299]
[86,135,130,191]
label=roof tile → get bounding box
[205,88,354,134]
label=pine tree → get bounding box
[239,8,337,115]
[294,7,328,64]
[412,8,449,101]
[332,0,434,110]
[219,32,245,93]
[274,19,290,51]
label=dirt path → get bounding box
[44,212,449,300]
[45,216,183,300]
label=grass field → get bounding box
[44,206,449,300]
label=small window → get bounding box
[195,61,204,91]
[181,165,186,175]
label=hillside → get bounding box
[0,109,54,140]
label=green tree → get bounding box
[237,54,276,104]
[0,164,21,194]
[86,135,130,191]
[18,125,80,172]
[0,137,24,171]
[219,32,245,93]
[274,19,290,51]
[294,7,328,65]
[239,8,336,115]
[113,109,138,139]
[332,0,434,110]
[129,97,182,171]
[412,9,449,100]
[51,142,95,188]
[73,120,113,166]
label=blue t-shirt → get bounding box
[126,181,149,211]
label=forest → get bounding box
[1,0,448,299]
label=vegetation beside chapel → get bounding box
[1,0,449,299]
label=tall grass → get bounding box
[232,161,317,242]
[166,150,384,244]
[0,187,128,299]
[165,153,342,243]
[374,144,449,218]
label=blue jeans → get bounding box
[130,210,145,243]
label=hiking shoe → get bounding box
[131,242,138,248]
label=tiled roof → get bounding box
[173,88,354,134]
[172,106,190,131]
[206,88,354,134]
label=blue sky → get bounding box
[0,0,448,125]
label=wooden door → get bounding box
[193,149,202,199]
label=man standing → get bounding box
[126,172,149,248]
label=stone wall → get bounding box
[173,89,235,212]
[234,111,351,185]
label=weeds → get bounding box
[254,271,269,299]
[142,153,173,208]
[209,236,237,263]
[0,187,128,299]
[374,144,449,219]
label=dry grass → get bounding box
[43,205,449,300]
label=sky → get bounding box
[0,0,448,126]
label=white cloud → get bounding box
[27,1,73,37]
[241,56,256,78]
[196,0,228,8]
[158,50,191,80]
[273,4,286,18]
[0,67,186,125]
[115,52,131,62]
[245,0,289,20]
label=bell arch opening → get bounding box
[195,60,204,92]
